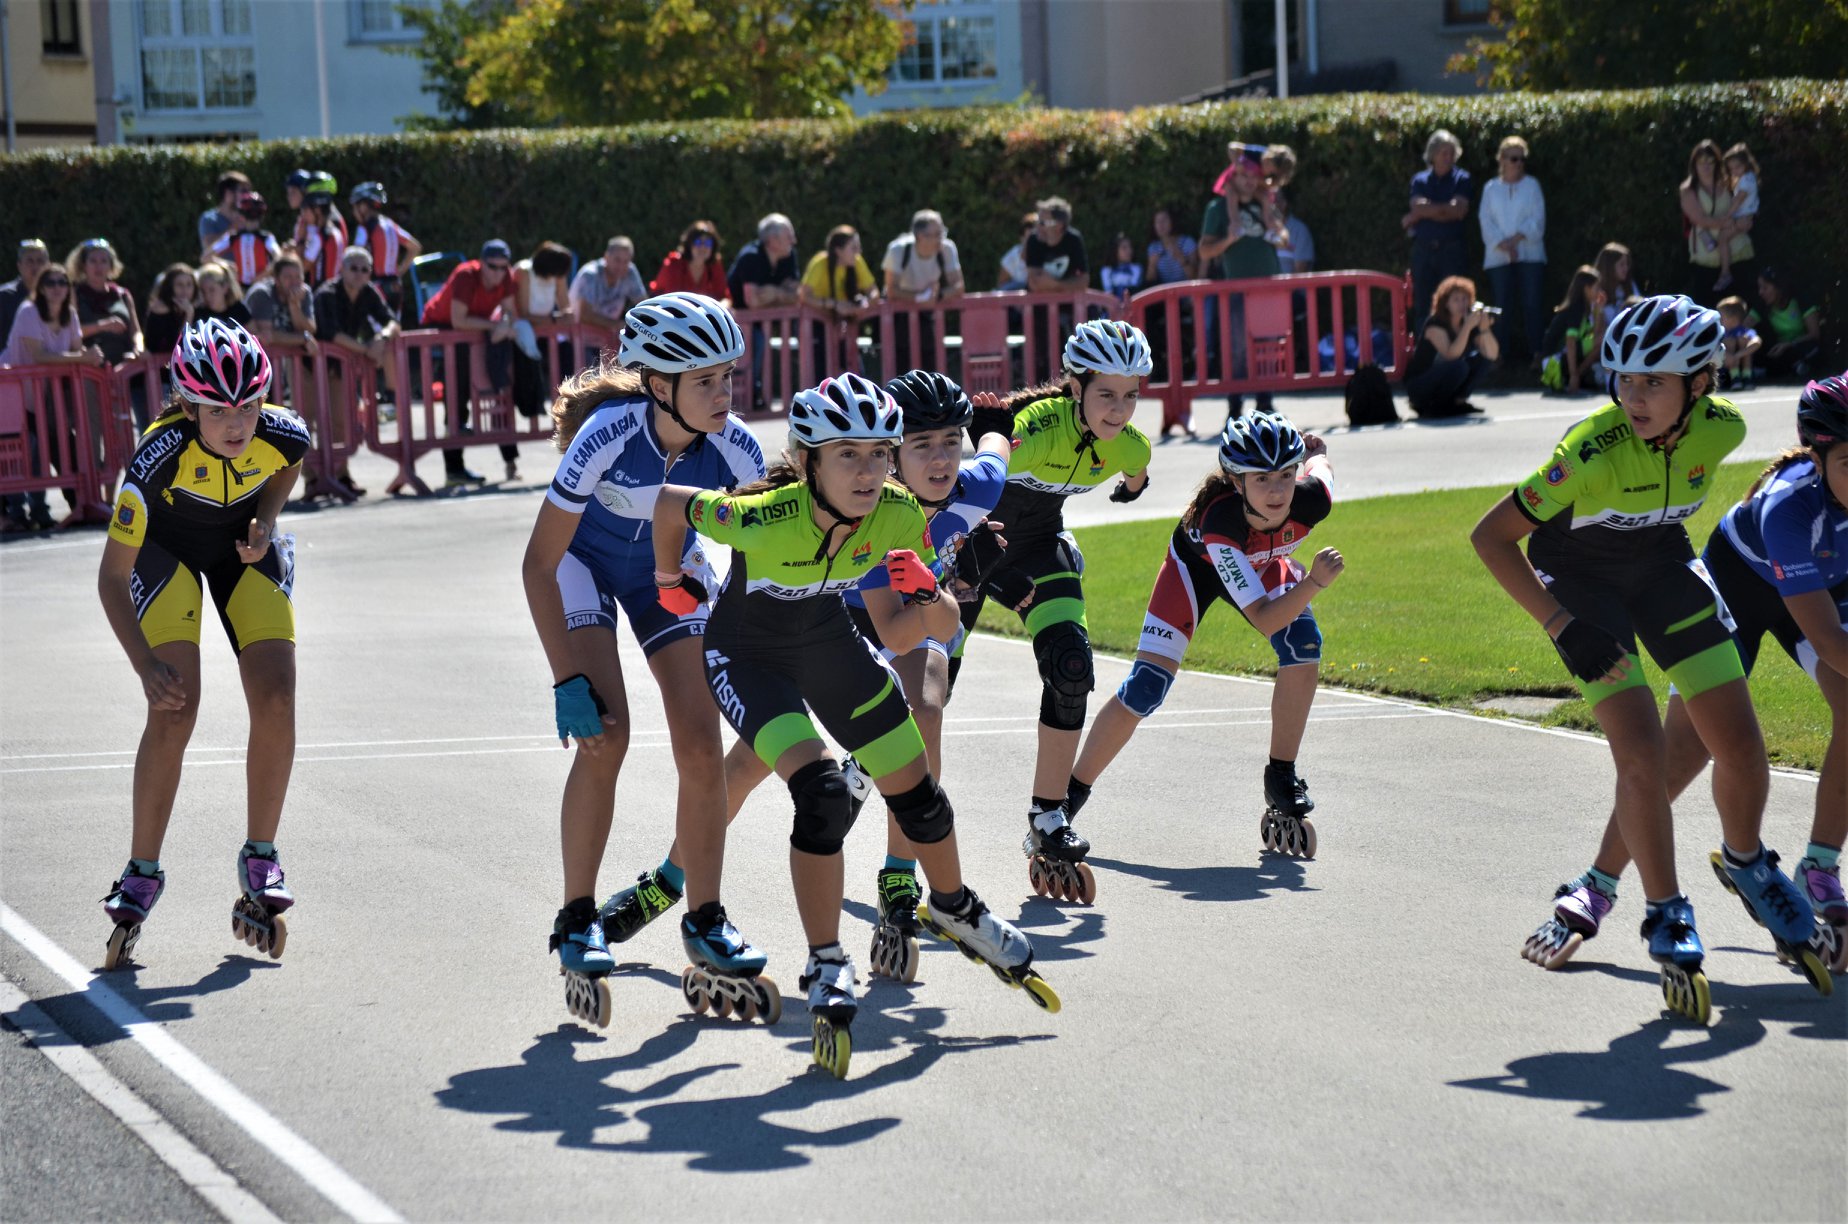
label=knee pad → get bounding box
[887,776,955,846]
[1033,621,1094,731]
[1116,660,1175,718]
[1272,615,1323,668]
[788,759,853,856]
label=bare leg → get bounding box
[559,627,629,903]
[1268,662,1319,761]
[129,641,202,861]
[648,638,729,910]
[1032,724,1082,800]
[1591,687,1680,900]
[237,640,296,843]
[1072,649,1178,788]
[1679,678,1770,855]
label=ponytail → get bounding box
[550,363,646,451]
[1744,446,1820,500]
[1180,470,1240,532]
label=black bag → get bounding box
[1344,363,1399,426]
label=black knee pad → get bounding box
[788,759,853,855]
[887,776,955,846]
[1033,621,1094,731]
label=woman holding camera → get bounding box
[1404,275,1499,418]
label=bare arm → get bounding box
[234,464,299,567]
[1470,495,1564,630]
[1786,589,1848,678]
[520,501,587,683]
[652,486,696,578]
[98,537,185,711]
[1680,186,1723,232]
[1239,547,1344,637]
[862,584,961,657]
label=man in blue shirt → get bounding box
[1402,130,1472,324]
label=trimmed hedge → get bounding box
[4,79,1841,350]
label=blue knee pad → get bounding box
[1269,610,1323,668]
[1117,660,1174,718]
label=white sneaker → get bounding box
[800,947,858,1019]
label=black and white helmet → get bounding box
[1600,295,1723,376]
[1218,412,1307,474]
[787,374,902,449]
[618,292,746,373]
[1063,319,1154,378]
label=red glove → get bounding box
[655,572,708,617]
[884,549,939,603]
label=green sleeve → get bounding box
[1513,420,1605,524]
[686,487,756,548]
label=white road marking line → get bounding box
[0,977,284,1224]
[0,905,402,1224]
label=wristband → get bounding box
[655,570,684,587]
[1542,607,1569,635]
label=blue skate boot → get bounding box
[101,859,165,970]
[599,866,683,943]
[549,897,613,1029]
[679,902,779,1023]
[1709,846,1832,995]
[800,943,858,1079]
[1640,895,1710,1024]
[1025,801,1095,904]
[232,842,293,959]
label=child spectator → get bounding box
[1716,296,1761,390]
[297,174,346,287]
[1754,266,1822,382]
[1593,243,1641,321]
[288,168,348,257]
[650,220,729,301]
[142,263,198,357]
[198,170,253,257]
[347,181,422,323]
[1274,197,1316,274]
[209,193,282,290]
[1098,232,1144,306]
[1539,265,1605,396]
[0,238,52,353]
[194,260,252,328]
[1712,143,1760,294]
[997,212,1036,290]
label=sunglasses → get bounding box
[1503,154,1525,162]
[483,262,511,271]
[692,236,715,246]
[40,276,70,287]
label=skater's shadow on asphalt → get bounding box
[93,955,279,1027]
[1451,970,1845,1121]
[437,1005,1049,1171]
[1088,854,1313,904]
[843,895,1105,964]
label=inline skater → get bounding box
[958,319,1153,900]
[1470,295,1822,1025]
[651,372,1057,1078]
[97,319,308,968]
[1067,412,1344,861]
[520,291,771,1029]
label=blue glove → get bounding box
[553,674,608,745]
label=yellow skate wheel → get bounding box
[812,1019,851,1079]
[755,978,782,1026]
[1660,966,1711,1026]
[1023,974,1061,1014]
[1795,946,1833,996]
[266,914,287,960]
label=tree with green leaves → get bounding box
[393,1,533,131]
[1449,0,1848,90]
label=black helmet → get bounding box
[885,369,972,435]
[285,168,313,191]
[1797,373,1848,452]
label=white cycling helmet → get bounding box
[787,374,902,449]
[1600,295,1723,376]
[618,292,746,373]
[1063,319,1154,378]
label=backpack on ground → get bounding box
[1344,363,1398,426]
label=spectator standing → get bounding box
[210,193,282,290]
[882,208,964,371]
[420,238,519,487]
[799,225,879,373]
[297,174,347,287]
[997,212,1037,290]
[1754,267,1823,383]
[1200,145,1281,419]
[570,236,648,331]
[1144,206,1198,287]
[1098,233,1144,306]
[1404,274,1498,418]
[142,263,199,358]
[197,170,253,258]
[1478,135,1546,366]
[0,267,102,529]
[650,221,729,301]
[726,214,801,410]
[194,261,252,328]
[1680,139,1755,310]
[347,181,422,323]
[0,238,52,354]
[1403,129,1473,329]
[1025,196,1088,292]
[509,241,577,436]
[288,168,348,259]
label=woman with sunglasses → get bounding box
[1478,135,1546,366]
[649,221,730,303]
[0,263,105,530]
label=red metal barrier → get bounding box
[269,347,371,502]
[1125,271,1413,429]
[378,328,564,495]
[0,363,122,527]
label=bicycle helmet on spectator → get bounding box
[886,370,972,436]
[349,181,387,207]
[303,172,339,208]
[171,319,273,411]
[1218,412,1307,475]
[788,374,902,449]
[1797,373,1848,453]
[285,169,313,192]
[1063,319,1154,379]
[235,192,268,220]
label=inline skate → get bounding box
[1260,764,1317,858]
[231,843,293,959]
[101,860,165,970]
[680,904,780,1023]
[550,897,613,1029]
[1640,896,1711,1025]
[1792,856,1847,973]
[1707,848,1832,994]
[801,944,857,1079]
[869,866,922,983]
[1024,802,1095,904]
[917,887,1060,1012]
[1521,881,1614,970]
[599,867,682,943]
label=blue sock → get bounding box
[243,840,276,859]
[129,857,161,877]
[1584,867,1620,900]
[656,858,686,892]
[1805,843,1841,870]
[883,855,917,872]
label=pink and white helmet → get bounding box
[171,318,272,409]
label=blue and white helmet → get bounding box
[1063,319,1153,378]
[1600,294,1723,376]
[618,292,746,373]
[787,373,902,449]
[1218,412,1306,474]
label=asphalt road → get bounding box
[1,385,1840,1222]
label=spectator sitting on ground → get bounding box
[246,253,319,361]
[0,264,100,530]
[0,238,51,354]
[1098,232,1144,306]
[297,173,347,287]
[1275,197,1316,274]
[420,238,520,487]
[1144,206,1198,286]
[210,192,283,289]
[728,214,801,309]
[1403,129,1473,328]
[1716,296,1762,390]
[570,236,648,331]
[800,225,879,371]
[1754,266,1822,383]
[510,241,576,419]
[997,212,1037,290]
[194,260,252,327]
[882,209,965,305]
[1538,265,1605,397]
[1478,134,1546,368]
[650,220,730,301]
[347,181,421,322]
[198,170,254,258]
[1404,274,1499,418]
[142,263,199,357]
[1026,196,1089,292]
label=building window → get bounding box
[42,0,83,54]
[351,0,435,42]
[138,0,257,111]
[1442,0,1498,26]
[892,4,998,85]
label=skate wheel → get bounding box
[896,936,919,984]
[1299,818,1317,860]
[104,923,134,971]
[1022,974,1062,1014]
[1071,863,1097,906]
[755,978,782,1026]
[266,914,287,960]
[232,915,243,938]
[987,961,1021,990]
[812,1018,852,1079]
[711,987,734,1020]
[592,977,611,1028]
[681,966,710,1015]
[1260,812,1278,852]
[734,990,756,1022]
[1794,946,1833,996]
[1028,858,1048,898]
[1660,966,1711,1026]
[1823,923,1848,975]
